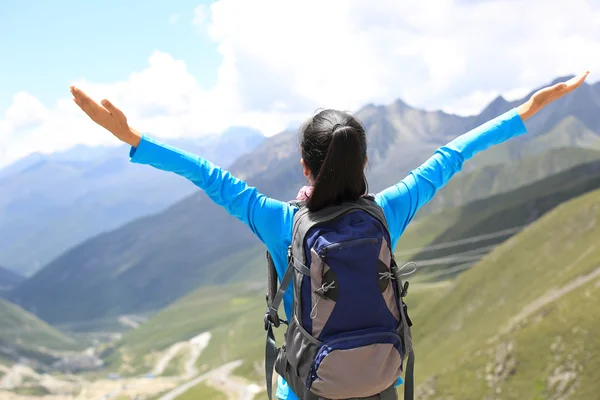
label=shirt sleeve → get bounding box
[376,108,528,247]
[129,135,294,247]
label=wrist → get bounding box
[517,99,537,121]
[120,127,141,148]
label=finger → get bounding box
[70,86,96,104]
[71,86,105,112]
[70,86,111,121]
[101,99,126,120]
[564,70,590,91]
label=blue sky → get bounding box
[1,0,598,168]
[0,0,220,111]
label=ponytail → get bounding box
[306,123,367,212]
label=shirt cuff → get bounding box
[507,107,528,136]
[128,134,167,164]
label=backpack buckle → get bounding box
[264,312,270,331]
[264,306,281,330]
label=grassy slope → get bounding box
[107,281,445,384]
[420,147,600,216]
[409,188,600,399]
[175,382,227,400]
[0,298,78,366]
[395,158,600,277]
[104,283,266,376]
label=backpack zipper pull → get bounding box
[319,247,328,279]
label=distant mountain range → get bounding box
[7,76,600,325]
[0,127,265,276]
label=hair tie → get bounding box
[331,124,345,134]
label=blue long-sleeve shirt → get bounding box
[129,108,527,399]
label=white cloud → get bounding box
[204,0,600,115]
[1,0,600,167]
[192,5,208,26]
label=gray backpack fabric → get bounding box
[264,197,415,400]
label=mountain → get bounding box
[0,127,264,276]
[466,79,600,169]
[397,158,600,278]
[0,266,24,294]
[419,147,600,216]
[0,298,77,367]
[10,153,600,326]
[8,76,600,325]
[409,187,600,399]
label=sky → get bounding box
[1,0,599,167]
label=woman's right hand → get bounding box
[70,86,141,147]
[517,71,590,121]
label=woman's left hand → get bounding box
[518,71,590,121]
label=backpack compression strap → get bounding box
[265,248,297,400]
[265,200,307,400]
[392,263,415,400]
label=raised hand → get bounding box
[70,86,141,147]
[518,71,590,121]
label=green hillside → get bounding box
[466,114,600,169]
[105,280,448,384]
[409,187,600,399]
[396,158,600,278]
[103,282,267,379]
[0,298,77,366]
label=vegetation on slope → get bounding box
[409,188,600,399]
[420,147,600,216]
[176,382,227,400]
[106,280,446,387]
[396,158,600,278]
[0,298,78,366]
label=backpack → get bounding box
[264,196,415,400]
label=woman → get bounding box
[70,71,589,400]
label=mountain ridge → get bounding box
[0,128,265,276]
[8,76,600,325]
[0,266,24,294]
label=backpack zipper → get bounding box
[324,331,401,347]
[321,237,380,254]
[306,330,402,389]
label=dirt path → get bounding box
[151,343,187,377]
[207,373,263,400]
[118,316,141,329]
[158,361,243,400]
[184,332,211,378]
[492,266,600,341]
[150,332,212,378]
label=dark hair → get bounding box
[300,109,368,212]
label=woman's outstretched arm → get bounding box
[376,71,590,246]
[69,86,294,247]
